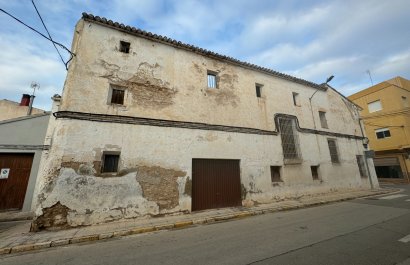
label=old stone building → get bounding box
[32,13,378,230]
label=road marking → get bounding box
[406,199,410,202]
[398,234,410,243]
[378,194,408,200]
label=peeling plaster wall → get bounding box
[32,19,377,229]
[59,21,362,135]
[34,118,372,229]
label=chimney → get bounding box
[20,94,31,106]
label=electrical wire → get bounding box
[31,0,66,69]
[0,7,75,69]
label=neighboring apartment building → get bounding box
[0,95,46,121]
[31,13,377,230]
[349,77,410,182]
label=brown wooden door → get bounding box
[192,159,242,211]
[0,153,34,210]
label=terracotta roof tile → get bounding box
[82,13,326,91]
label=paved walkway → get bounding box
[0,188,398,255]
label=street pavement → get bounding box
[1,184,410,265]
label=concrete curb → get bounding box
[0,188,398,256]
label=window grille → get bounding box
[278,117,301,161]
[356,155,367,178]
[102,153,120,173]
[327,139,339,163]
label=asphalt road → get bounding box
[1,184,410,265]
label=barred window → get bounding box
[356,155,367,178]
[278,117,301,162]
[327,139,340,163]
[102,152,120,173]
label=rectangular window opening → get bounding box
[102,153,120,173]
[327,139,340,163]
[270,166,282,182]
[279,117,302,162]
[319,111,328,129]
[110,87,125,105]
[119,41,130,53]
[356,155,367,178]
[207,72,217,88]
[256,84,262,98]
[311,165,319,180]
[368,100,382,113]
[375,128,391,139]
[292,92,300,106]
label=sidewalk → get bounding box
[0,188,398,255]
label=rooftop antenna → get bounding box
[366,70,373,86]
[27,81,40,115]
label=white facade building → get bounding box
[32,13,378,230]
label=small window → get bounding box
[256,84,262,98]
[311,165,319,180]
[375,128,391,139]
[119,41,130,53]
[319,111,328,128]
[292,92,300,106]
[327,139,340,163]
[402,96,409,107]
[207,72,217,88]
[356,155,367,178]
[270,166,282,182]
[102,153,120,173]
[368,100,382,113]
[110,86,125,105]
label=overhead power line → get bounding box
[0,7,75,70]
[31,0,66,69]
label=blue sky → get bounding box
[1,0,409,110]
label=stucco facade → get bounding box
[349,77,410,182]
[32,14,378,230]
[0,113,50,211]
[0,99,45,121]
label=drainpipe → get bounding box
[309,89,322,162]
[359,117,375,189]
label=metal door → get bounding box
[192,159,242,211]
[0,153,34,210]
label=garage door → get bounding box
[192,159,242,211]
[0,153,34,210]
